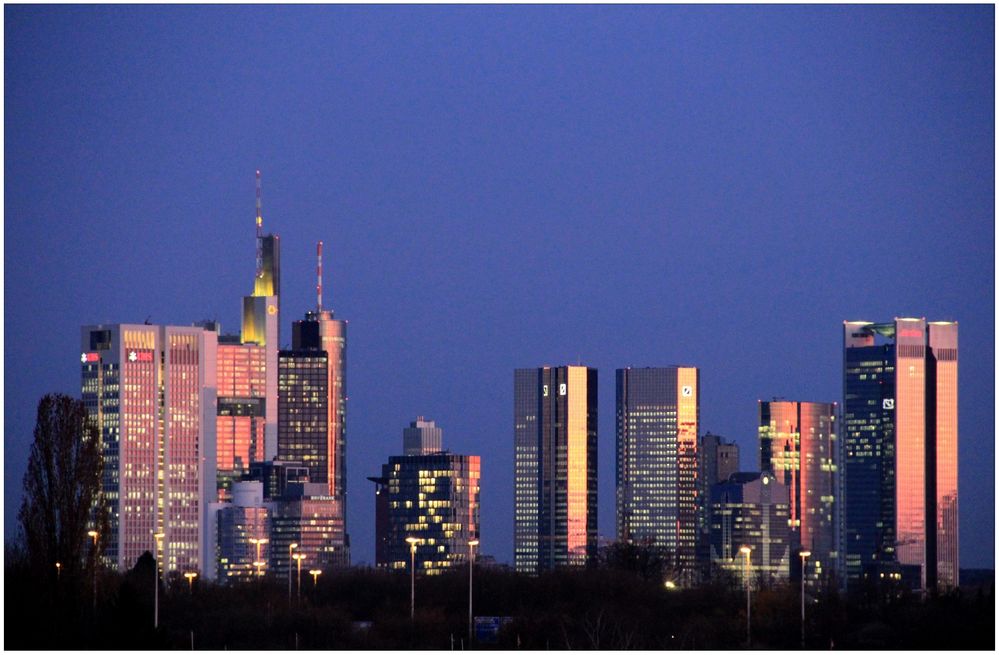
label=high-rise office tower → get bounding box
[404,416,443,455]
[697,432,739,572]
[514,366,598,574]
[213,330,267,500]
[372,449,481,575]
[283,241,347,500]
[701,432,740,486]
[216,481,271,582]
[81,323,217,573]
[843,318,958,590]
[241,171,280,460]
[269,481,349,576]
[709,472,791,586]
[759,400,838,588]
[277,349,330,485]
[616,367,700,578]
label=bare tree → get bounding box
[18,394,105,583]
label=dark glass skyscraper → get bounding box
[277,351,329,486]
[514,366,598,574]
[375,452,480,575]
[843,319,958,590]
[616,367,700,579]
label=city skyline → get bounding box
[5,6,994,571]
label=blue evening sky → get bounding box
[5,5,994,568]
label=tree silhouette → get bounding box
[18,394,105,583]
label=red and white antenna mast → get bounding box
[316,240,324,313]
[255,170,263,279]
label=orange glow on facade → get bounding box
[928,322,958,588]
[515,366,596,573]
[216,342,267,500]
[894,319,927,585]
[758,400,837,588]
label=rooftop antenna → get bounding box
[316,240,324,313]
[255,170,263,280]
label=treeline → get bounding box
[4,545,994,650]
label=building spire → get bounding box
[255,170,263,280]
[317,240,324,313]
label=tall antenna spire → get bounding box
[316,240,324,313]
[255,170,263,279]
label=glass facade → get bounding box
[759,400,837,588]
[378,453,480,575]
[269,489,349,577]
[616,367,700,580]
[81,324,216,573]
[278,351,330,485]
[843,319,958,590]
[404,417,444,455]
[927,322,958,589]
[514,366,597,574]
[217,481,271,582]
[215,341,267,500]
[709,472,791,586]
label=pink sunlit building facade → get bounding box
[758,399,838,589]
[843,318,958,591]
[81,323,217,574]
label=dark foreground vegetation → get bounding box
[4,545,994,650]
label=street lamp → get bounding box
[739,545,752,647]
[184,571,198,594]
[253,561,266,578]
[406,537,419,620]
[309,569,322,589]
[288,543,298,603]
[55,561,61,582]
[292,553,306,602]
[88,530,99,611]
[249,537,268,577]
[153,532,165,630]
[468,539,479,643]
[799,550,811,648]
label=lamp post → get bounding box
[468,539,479,643]
[292,553,306,602]
[309,569,322,589]
[55,561,61,583]
[249,537,268,577]
[739,545,752,647]
[253,561,265,578]
[154,532,165,630]
[88,530,99,611]
[185,572,198,594]
[406,537,419,620]
[799,550,811,648]
[288,543,298,603]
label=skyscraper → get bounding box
[374,449,481,575]
[709,472,791,586]
[284,240,347,500]
[404,416,443,455]
[241,172,280,461]
[701,432,740,487]
[514,366,598,574]
[277,349,330,485]
[843,318,958,590]
[213,331,267,500]
[81,323,217,573]
[616,367,700,579]
[759,400,838,587]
